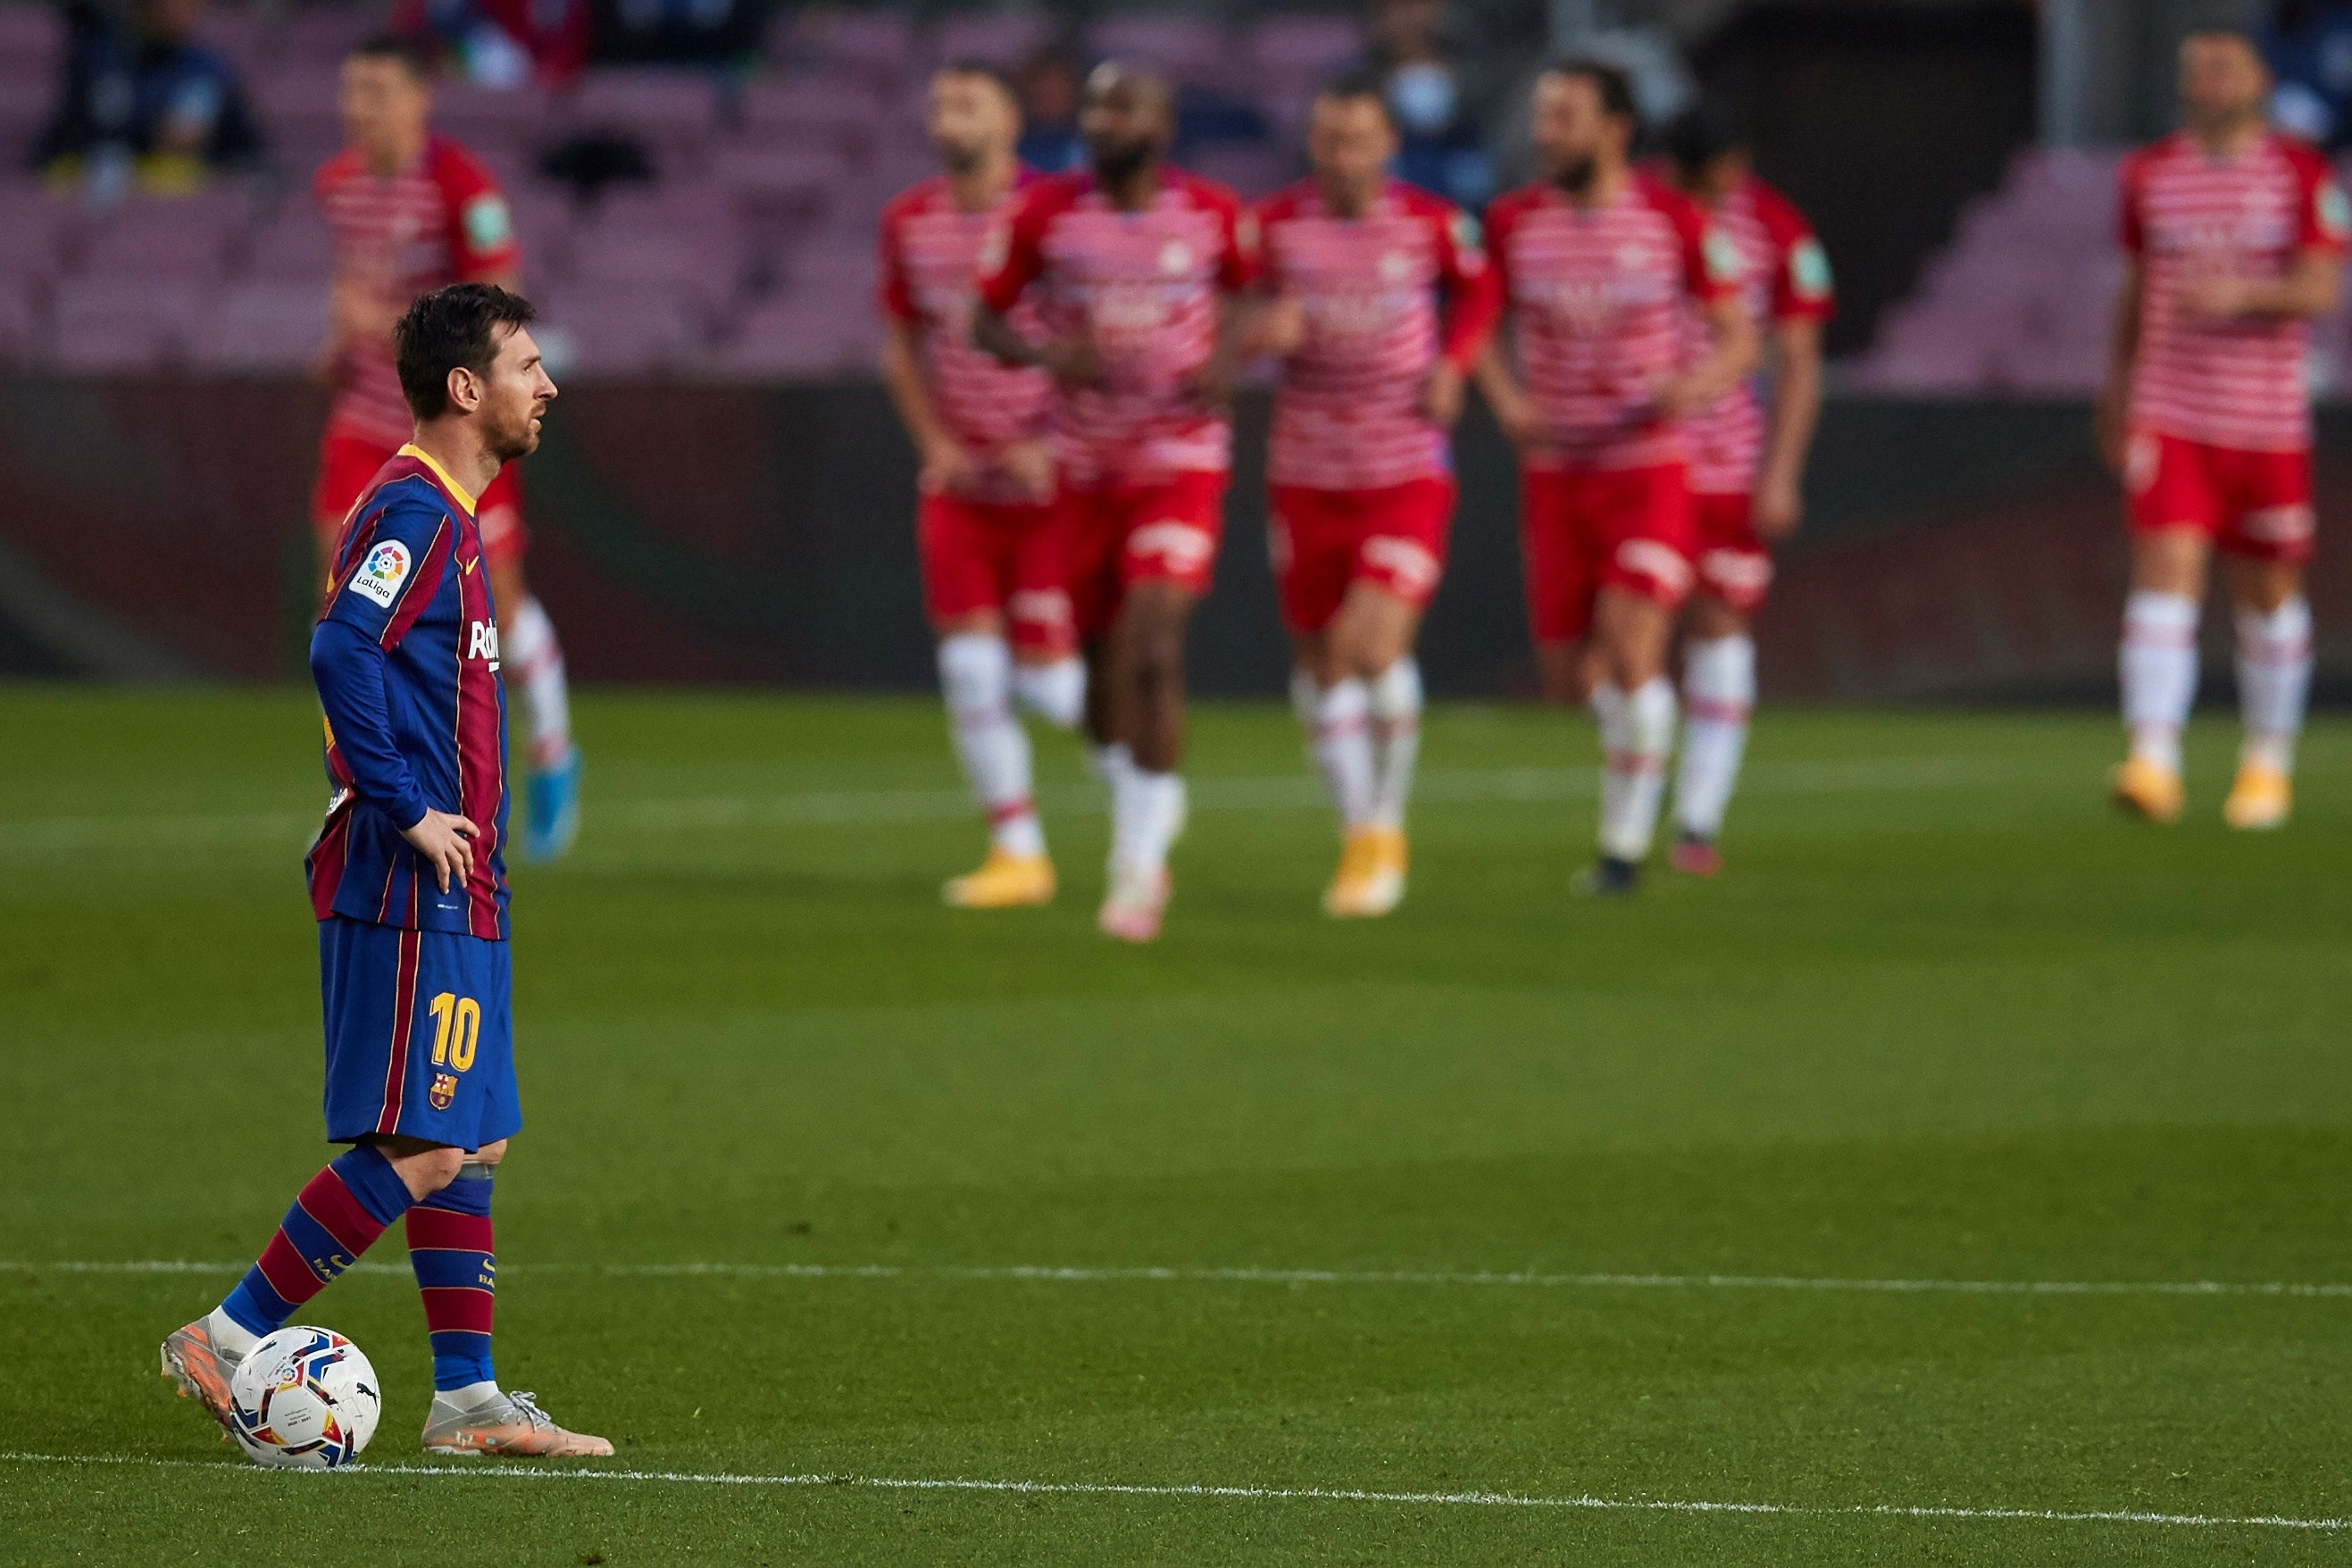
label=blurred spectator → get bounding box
[1356,0,1494,208]
[36,0,263,198]
[2266,0,2352,146]
[1015,46,1084,173]
[595,0,763,65]
[392,0,593,89]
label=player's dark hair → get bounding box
[349,32,432,79]
[1665,101,1740,174]
[1316,70,1397,125]
[395,283,538,421]
[1545,56,1640,129]
[938,57,1020,104]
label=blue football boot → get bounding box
[524,748,581,862]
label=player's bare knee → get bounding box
[375,1139,469,1199]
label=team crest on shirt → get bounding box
[463,195,512,251]
[1789,238,1833,299]
[428,1072,458,1112]
[1379,250,1414,283]
[1160,239,1195,275]
[1703,229,1745,284]
[346,539,411,609]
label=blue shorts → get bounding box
[320,915,520,1151]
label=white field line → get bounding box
[0,1451,2340,1532]
[0,756,2010,855]
[7,1257,2349,1299]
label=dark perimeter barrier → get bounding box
[3,377,2349,701]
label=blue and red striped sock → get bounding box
[405,1172,496,1391]
[219,1144,413,1338]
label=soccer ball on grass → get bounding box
[226,1326,380,1468]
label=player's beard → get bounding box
[1552,154,1598,196]
[1089,138,1155,187]
[487,405,540,464]
[938,138,985,175]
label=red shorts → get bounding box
[1060,471,1228,641]
[1689,490,1774,614]
[1269,477,1455,634]
[313,430,528,572]
[1519,463,1695,644]
[918,491,1075,656]
[2125,430,2314,564]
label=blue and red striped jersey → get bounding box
[304,446,510,939]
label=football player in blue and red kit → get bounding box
[161,284,610,1459]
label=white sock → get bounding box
[1013,656,1086,730]
[204,1306,260,1357]
[1111,765,1185,876]
[1592,678,1675,863]
[1088,741,1132,788]
[504,596,573,771]
[2121,589,2199,773]
[2236,596,2312,774]
[938,633,1043,857]
[437,1379,505,1413]
[1366,657,1423,832]
[1675,635,1755,840]
[1308,678,1376,830]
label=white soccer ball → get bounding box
[226,1326,381,1469]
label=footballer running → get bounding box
[1475,60,1758,895]
[2101,29,2345,830]
[314,35,582,862]
[162,283,610,1460]
[879,62,1085,909]
[1254,74,1500,915]
[972,63,1258,942]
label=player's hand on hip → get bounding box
[1001,439,1056,501]
[1421,362,1467,428]
[919,434,974,495]
[1255,295,1307,358]
[402,811,480,894]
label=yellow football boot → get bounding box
[1323,827,1406,918]
[943,848,1056,908]
[2110,755,2184,824]
[2222,761,2292,831]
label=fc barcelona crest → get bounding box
[428,1072,458,1112]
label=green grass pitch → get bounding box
[3,687,2349,1564]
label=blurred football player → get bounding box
[1475,61,1756,895]
[164,284,609,1459]
[2101,29,2345,830]
[880,63,1081,908]
[972,63,1258,941]
[313,35,580,861]
[1660,104,1832,877]
[1255,76,1499,915]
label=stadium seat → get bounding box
[737,78,887,158]
[0,3,65,67]
[1246,14,1364,73]
[241,211,336,282]
[79,195,246,284]
[538,283,702,376]
[52,277,213,371]
[1089,16,1228,84]
[213,280,328,371]
[565,70,721,170]
[929,11,1051,68]
[0,280,38,365]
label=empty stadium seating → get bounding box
[0,3,1363,379]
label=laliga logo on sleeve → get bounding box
[346,539,412,609]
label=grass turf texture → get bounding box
[2,688,2348,1564]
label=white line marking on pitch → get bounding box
[7,1258,2348,1299]
[0,1451,2339,1532]
[0,757,2012,855]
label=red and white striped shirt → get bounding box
[1680,175,1832,496]
[877,172,1057,504]
[316,135,520,449]
[2121,129,2348,453]
[974,168,1257,489]
[1255,179,1501,492]
[1486,173,1740,471]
